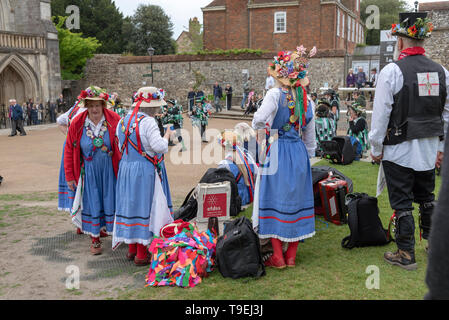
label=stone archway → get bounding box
[0,54,40,107]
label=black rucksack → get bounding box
[341,193,393,249]
[173,168,242,221]
[321,136,358,165]
[216,217,266,279]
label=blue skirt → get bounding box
[257,138,315,242]
[58,141,75,212]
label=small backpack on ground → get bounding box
[341,193,393,249]
[216,217,266,279]
[173,168,242,221]
[321,136,358,165]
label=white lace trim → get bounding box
[58,207,71,212]
[258,231,316,243]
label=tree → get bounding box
[54,16,101,80]
[126,4,176,56]
[51,0,126,54]
[361,0,411,45]
[189,17,203,52]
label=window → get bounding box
[342,14,345,39]
[337,9,340,37]
[356,0,360,12]
[352,18,355,42]
[356,23,359,43]
[274,12,287,33]
[348,16,351,42]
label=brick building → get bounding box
[202,0,365,54]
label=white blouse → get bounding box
[56,106,86,126]
[252,88,316,158]
[116,111,168,157]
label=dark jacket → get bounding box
[187,91,196,99]
[11,104,23,121]
[346,73,356,87]
[213,85,223,98]
[225,86,233,95]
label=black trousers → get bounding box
[383,160,436,251]
[226,94,232,110]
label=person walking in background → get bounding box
[346,68,356,101]
[49,100,57,123]
[366,68,378,102]
[8,99,26,137]
[187,87,196,112]
[241,76,252,109]
[21,102,28,126]
[225,84,233,110]
[30,102,38,125]
[369,12,449,270]
[213,81,223,113]
[26,99,32,126]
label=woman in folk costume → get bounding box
[56,91,87,235]
[112,87,174,266]
[64,86,121,255]
[217,130,258,206]
[252,46,317,269]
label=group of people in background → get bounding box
[346,66,378,102]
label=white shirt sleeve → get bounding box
[56,108,71,126]
[368,63,403,157]
[302,99,317,158]
[439,66,449,153]
[140,116,168,155]
[252,88,279,130]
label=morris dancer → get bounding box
[64,86,121,255]
[190,97,211,143]
[113,87,174,266]
[218,130,258,207]
[56,92,87,235]
[252,46,317,269]
[369,11,449,270]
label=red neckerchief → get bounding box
[398,47,426,61]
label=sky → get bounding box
[113,0,448,40]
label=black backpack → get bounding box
[341,193,393,249]
[216,217,266,279]
[173,168,242,221]
[321,136,358,165]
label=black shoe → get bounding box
[168,141,176,146]
[20,133,27,136]
[384,249,417,270]
[8,134,16,137]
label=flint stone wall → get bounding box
[424,9,449,69]
[82,51,346,106]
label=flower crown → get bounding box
[134,88,166,101]
[269,45,316,86]
[78,86,109,101]
[392,17,433,39]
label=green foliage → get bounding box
[124,4,176,56]
[51,0,126,54]
[361,0,411,45]
[53,16,101,80]
[189,18,203,52]
[178,48,267,56]
[192,70,206,91]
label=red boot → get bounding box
[284,241,299,267]
[76,228,83,235]
[264,238,286,269]
[100,230,109,238]
[134,244,151,266]
[127,244,137,261]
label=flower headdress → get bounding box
[391,12,433,40]
[78,86,109,102]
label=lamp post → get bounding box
[147,46,155,84]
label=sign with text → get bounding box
[380,30,397,71]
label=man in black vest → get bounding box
[369,11,449,270]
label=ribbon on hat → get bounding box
[295,85,308,128]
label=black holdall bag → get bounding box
[216,217,266,279]
[341,193,393,249]
[173,168,243,221]
[321,136,358,165]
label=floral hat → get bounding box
[349,102,366,118]
[268,45,317,88]
[77,86,110,108]
[217,130,243,150]
[132,87,166,108]
[391,12,433,40]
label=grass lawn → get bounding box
[119,160,442,300]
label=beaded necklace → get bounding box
[282,89,300,132]
[84,119,112,156]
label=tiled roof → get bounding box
[204,0,225,8]
[419,1,449,11]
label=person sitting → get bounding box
[314,100,336,157]
[244,92,258,115]
[347,102,370,160]
[217,130,258,207]
[324,89,340,130]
